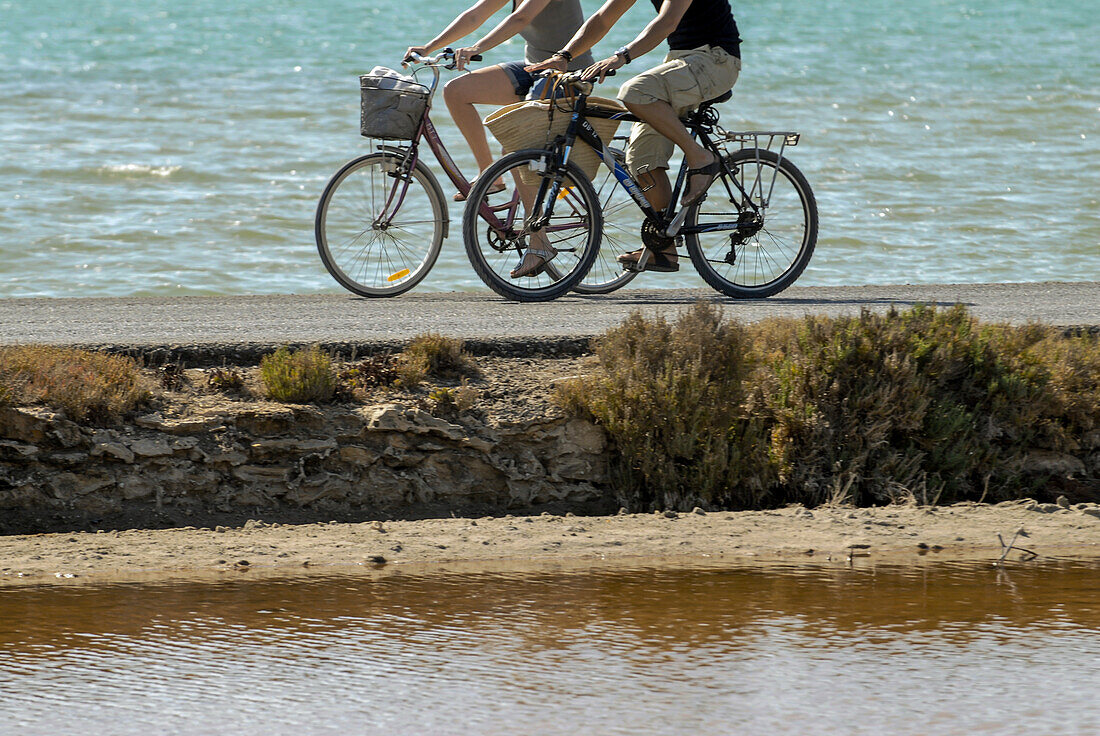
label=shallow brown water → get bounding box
[3,559,1100,735]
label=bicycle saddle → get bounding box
[700,89,732,108]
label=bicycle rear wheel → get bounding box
[685,147,817,298]
[316,151,447,297]
[463,149,602,302]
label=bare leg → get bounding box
[623,99,718,206]
[614,163,680,271]
[509,175,555,278]
[635,168,671,211]
[443,66,521,186]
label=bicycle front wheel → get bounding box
[463,149,602,302]
[685,147,818,298]
[316,151,447,297]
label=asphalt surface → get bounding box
[1,283,1097,358]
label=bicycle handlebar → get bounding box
[532,68,616,96]
[535,69,616,81]
[403,48,482,70]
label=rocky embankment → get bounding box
[0,386,611,535]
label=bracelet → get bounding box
[554,49,573,62]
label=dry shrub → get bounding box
[159,363,186,390]
[560,304,1100,511]
[259,345,335,403]
[0,345,150,423]
[338,353,401,397]
[207,367,246,394]
[397,333,478,387]
[558,302,770,510]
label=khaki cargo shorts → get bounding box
[617,45,741,175]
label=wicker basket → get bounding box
[360,74,430,140]
[484,97,626,182]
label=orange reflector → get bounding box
[557,187,573,200]
[387,269,410,282]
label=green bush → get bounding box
[259,345,335,403]
[0,345,150,423]
[758,305,1065,506]
[559,304,1100,510]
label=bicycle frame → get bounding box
[541,91,770,240]
[370,59,530,243]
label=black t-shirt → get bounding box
[650,0,741,58]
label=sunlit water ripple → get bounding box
[1,0,1097,298]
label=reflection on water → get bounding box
[3,560,1100,735]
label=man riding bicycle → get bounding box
[527,0,741,272]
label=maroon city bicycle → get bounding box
[315,50,628,298]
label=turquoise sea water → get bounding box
[1,0,1098,298]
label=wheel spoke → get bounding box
[463,152,603,301]
[316,153,445,296]
[686,150,816,298]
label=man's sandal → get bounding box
[617,247,679,273]
[510,246,558,279]
[455,182,506,202]
[681,156,721,208]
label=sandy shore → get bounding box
[3,500,1099,586]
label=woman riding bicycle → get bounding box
[405,0,594,201]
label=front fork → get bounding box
[374,144,420,229]
[525,151,566,233]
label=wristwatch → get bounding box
[614,45,632,64]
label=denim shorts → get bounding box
[499,60,560,100]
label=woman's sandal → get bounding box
[681,155,721,208]
[510,246,558,279]
[616,246,679,272]
[454,181,506,202]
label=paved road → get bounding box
[1,282,1097,349]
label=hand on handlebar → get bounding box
[453,46,481,71]
[403,47,482,69]
[580,55,625,84]
[404,46,429,64]
[524,56,568,74]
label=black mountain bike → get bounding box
[461,71,818,301]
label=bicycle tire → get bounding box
[685,147,818,298]
[316,151,447,297]
[572,157,639,294]
[462,149,603,302]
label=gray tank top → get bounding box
[518,0,594,71]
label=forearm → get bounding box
[559,0,634,57]
[616,14,680,60]
[561,19,610,57]
[424,11,486,52]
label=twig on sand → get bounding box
[995,528,1038,565]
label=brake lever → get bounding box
[441,47,484,70]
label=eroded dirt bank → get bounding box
[0,355,614,536]
[3,500,1099,587]
[3,341,1099,587]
